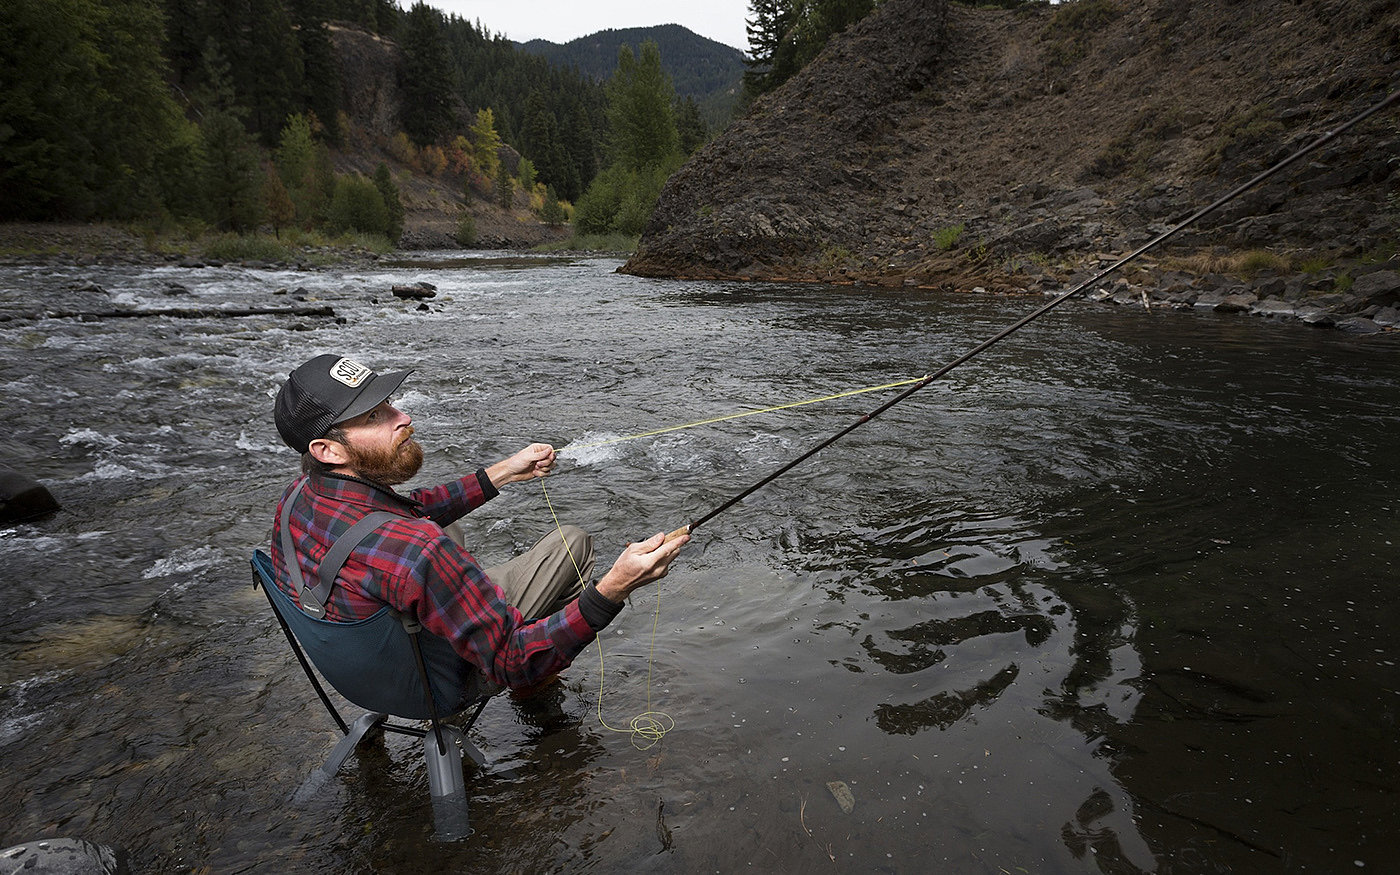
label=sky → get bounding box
[428,0,754,51]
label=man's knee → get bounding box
[557,525,593,560]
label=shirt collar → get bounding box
[309,471,423,514]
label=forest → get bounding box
[0,0,895,246]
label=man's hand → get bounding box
[594,530,690,604]
[486,443,557,488]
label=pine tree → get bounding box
[201,109,264,232]
[676,96,707,154]
[373,162,405,243]
[605,41,678,171]
[495,161,514,209]
[288,0,342,143]
[399,2,456,145]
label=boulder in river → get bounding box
[391,282,437,300]
[0,838,128,874]
[0,466,60,523]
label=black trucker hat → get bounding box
[274,354,413,453]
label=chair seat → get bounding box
[252,549,486,720]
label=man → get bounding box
[270,353,687,704]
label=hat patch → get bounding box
[329,357,373,388]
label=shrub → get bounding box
[326,174,389,237]
[455,213,477,247]
[932,223,965,251]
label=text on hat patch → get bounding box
[330,358,373,388]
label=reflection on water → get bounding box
[1,253,1397,871]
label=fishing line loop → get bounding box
[540,474,674,750]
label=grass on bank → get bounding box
[533,232,639,254]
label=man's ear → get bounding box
[308,436,349,467]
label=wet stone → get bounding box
[1336,317,1382,334]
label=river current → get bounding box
[1,252,1396,872]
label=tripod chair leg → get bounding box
[322,712,388,776]
[425,726,471,841]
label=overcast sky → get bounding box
[428,0,754,51]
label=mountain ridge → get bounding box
[517,24,745,128]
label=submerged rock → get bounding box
[0,466,60,523]
[0,838,128,874]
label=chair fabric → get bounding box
[252,549,484,720]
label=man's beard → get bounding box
[343,428,424,486]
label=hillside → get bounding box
[625,0,1400,320]
[328,23,567,249]
[518,25,745,128]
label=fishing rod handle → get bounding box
[664,524,691,543]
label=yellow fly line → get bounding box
[568,374,929,451]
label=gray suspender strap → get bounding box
[316,510,401,600]
[278,478,403,619]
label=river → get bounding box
[1,252,1396,872]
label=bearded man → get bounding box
[269,353,686,706]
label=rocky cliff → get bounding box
[624,0,1400,326]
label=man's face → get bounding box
[334,400,423,485]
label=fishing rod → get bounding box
[667,87,1400,542]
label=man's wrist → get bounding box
[579,582,625,631]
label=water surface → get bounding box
[1,253,1396,872]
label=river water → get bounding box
[0,252,1396,872]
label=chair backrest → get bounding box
[252,549,483,720]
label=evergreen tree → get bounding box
[243,0,304,144]
[201,109,264,232]
[373,162,405,242]
[744,0,874,99]
[676,96,708,154]
[288,0,342,143]
[541,185,567,226]
[605,41,678,171]
[1,0,198,220]
[399,2,456,145]
[495,161,514,209]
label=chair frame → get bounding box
[251,550,490,838]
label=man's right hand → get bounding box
[594,530,690,604]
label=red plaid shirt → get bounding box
[269,471,596,690]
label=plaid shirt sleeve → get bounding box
[355,518,597,690]
[408,469,497,527]
[273,474,596,691]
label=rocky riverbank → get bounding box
[625,0,1400,334]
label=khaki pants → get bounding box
[447,522,595,621]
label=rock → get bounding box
[1336,317,1382,334]
[0,467,60,523]
[1296,305,1335,326]
[1250,298,1296,318]
[826,781,856,814]
[1372,305,1400,326]
[391,283,436,300]
[1352,269,1400,302]
[0,838,128,874]
[1193,290,1230,309]
[1216,292,1258,312]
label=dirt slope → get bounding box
[625,0,1400,300]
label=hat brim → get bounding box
[332,368,413,426]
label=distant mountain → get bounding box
[518,24,745,129]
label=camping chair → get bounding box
[251,547,495,841]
